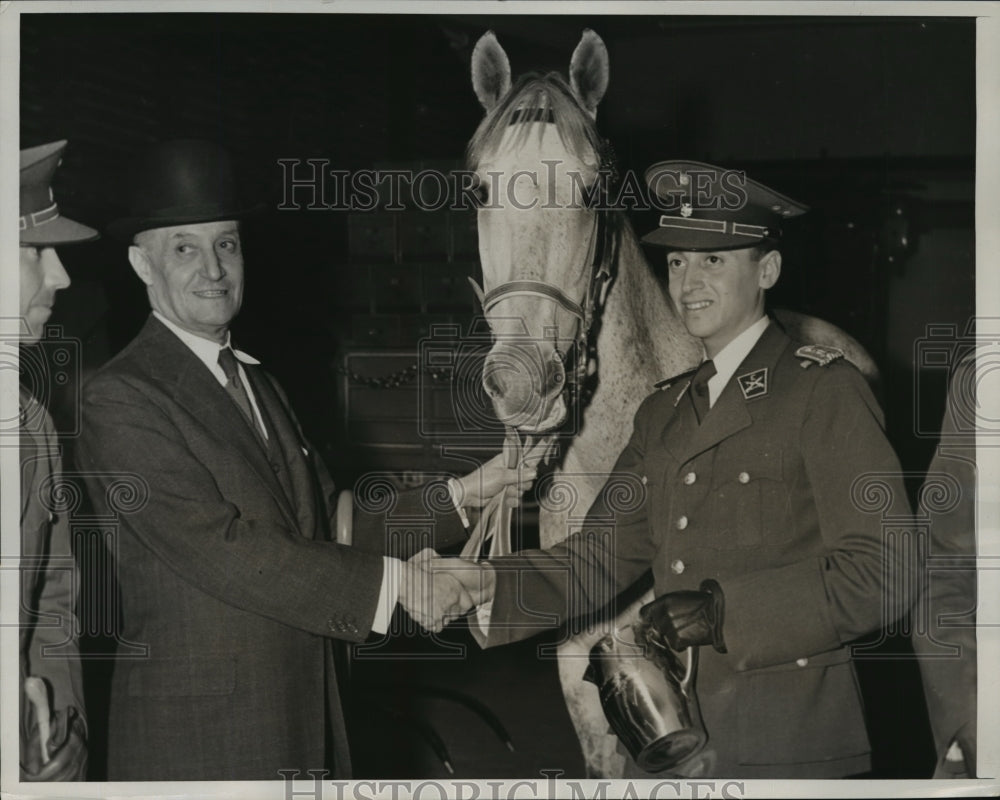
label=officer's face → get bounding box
[129,221,244,344]
[667,248,780,358]
[19,246,71,344]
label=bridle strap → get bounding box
[482,280,586,322]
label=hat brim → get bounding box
[640,226,774,252]
[20,215,100,246]
[108,203,266,241]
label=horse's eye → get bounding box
[472,181,489,208]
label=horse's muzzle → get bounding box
[482,343,568,431]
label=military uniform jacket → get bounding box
[19,388,87,741]
[485,322,912,778]
[77,316,465,780]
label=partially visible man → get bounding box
[18,140,98,781]
[913,350,977,777]
[428,161,913,778]
[76,139,526,780]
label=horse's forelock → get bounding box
[465,72,603,171]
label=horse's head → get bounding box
[467,30,613,433]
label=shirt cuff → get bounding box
[466,598,493,649]
[371,556,401,635]
[447,477,471,530]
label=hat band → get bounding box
[19,202,60,232]
[657,215,777,239]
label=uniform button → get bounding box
[676,516,689,531]
[670,559,685,574]
[796,657,809,667]
[738,471,750,484]
[683,472,697,485]
[641,475,648,485]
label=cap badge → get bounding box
[680,202,693,218]
[737,368,768,400]
[795,344,845,369]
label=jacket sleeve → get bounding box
[485,393,661,647]
[912,354,976,762]
[77,374,386,643]
[20,423,87,727]
[722,364,914,670]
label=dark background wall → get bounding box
[19,11,975,780]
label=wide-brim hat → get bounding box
[108,139,263,241]
[641,160,808,251]
[20,140,100,246]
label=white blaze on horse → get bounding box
[466,29,878,777]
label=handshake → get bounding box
[397,550,497,632]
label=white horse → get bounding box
[466,29,878,777]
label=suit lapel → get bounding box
[243,366,323,539]
[136,317,299,528]
[669,323,791,465]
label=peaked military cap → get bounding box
[641,160,808,251]
[20,140,99,246]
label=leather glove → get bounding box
[638,579,726,653]
[20,704,88,781]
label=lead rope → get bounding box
[459,427,556,561]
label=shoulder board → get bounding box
[654,367,696,391]
[795,344,845,369]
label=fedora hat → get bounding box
[108,139,262,241]
[20,140,99,246]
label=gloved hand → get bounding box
[933,721,975,778]
[20,704,88,781]
[637,579,727,653]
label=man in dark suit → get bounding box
[76,139,523,780]
[431,161,913,778]
[19,140,97,782]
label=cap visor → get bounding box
[20,215,100,246]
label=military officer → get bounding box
[18,140,98,780]
[436,161,913,778]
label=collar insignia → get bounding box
[737,367,768,400]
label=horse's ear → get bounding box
[472,31,512,111]
[569,29,609,117]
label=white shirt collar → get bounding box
[705,315,770,407]
[152,310,260,386]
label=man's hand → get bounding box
[934,722,976,778]
[451,438,551,509]
[20,704,88,781]
[636,579,727,654]
[433,556,497,609]
[397,550,476,632]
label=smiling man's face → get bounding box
[129,221,244,343]
[666,247,780,358]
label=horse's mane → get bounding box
[465,72,605,170]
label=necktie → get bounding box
[690,359,717,423]
[218,347,264,439]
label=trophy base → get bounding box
[636,728,708,773]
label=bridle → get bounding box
[472,111,620,417]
